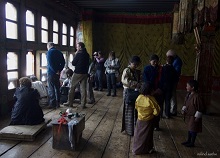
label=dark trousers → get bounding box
[154,94,163,128]
[87,77,95,102]
[164,88,172,117]
[47,74,60,107]
[106,73,116,95]
[95,70,103,89]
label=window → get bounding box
[41,16,48,43]
[40,53,47,81]
[68,53,75,71]
[26,10,35,41]
[62,23,67,45]
[70,26,74,46]
[5,2,18,39]
[7,52,18,89]
[26,52,34,76]
[53,20,59,44]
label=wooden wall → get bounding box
[0,0,79,116]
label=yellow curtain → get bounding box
[82,20,93,57]
[82,21,220,77]
[92,22,197,76]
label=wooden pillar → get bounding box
[196,25,215,113]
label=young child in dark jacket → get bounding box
[181,80,204,147]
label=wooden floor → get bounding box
[0,89,220,158]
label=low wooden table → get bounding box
[51,114,85,151]
[0,119,51,141]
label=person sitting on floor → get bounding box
[60,69,81,104]
[30,75,48,106]
[10,77,45,125]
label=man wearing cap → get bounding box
[166,49,183,116]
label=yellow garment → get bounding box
[135,94,160,121]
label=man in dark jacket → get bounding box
[64,42,90,109]
[166,49,183,116]
[46,42,65,109]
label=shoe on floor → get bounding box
[94,87,98,91]
[181,141,190,145]
[106,93,111,96]
[112,94,116,97]
[154,127,161,131]
[185,143,195,147]
[63,102,70,106]
[81,106,87,109]
[148,148,155,154]
[72,105,77,108]
[88,100,95,104]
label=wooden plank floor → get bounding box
[0,89,220,158]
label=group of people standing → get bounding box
[10,42,204,155]
[47,42,121,109]
[121,51,204,155]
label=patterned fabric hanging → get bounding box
[194,0,205,27]
[178,0,187,33]
[185,0,194,32]
[206,0,218,25]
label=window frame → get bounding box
[25,9,36,42]
[41,15,49,43]
[5,2,19,40]
[6,51,20,90]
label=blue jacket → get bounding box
[173,55,182,77]
[47,47,65,76]
[143,65,161,90]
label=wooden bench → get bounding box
[0,119,51,141]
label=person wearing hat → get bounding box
[166,49,183,116]
[142,54,163,131]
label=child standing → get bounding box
[181,80,204,147]
[133,83,160,155]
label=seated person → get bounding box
[10,77,45,125]
[30,75,48,106]
[60,69,81,104]
[60,66,70,84]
